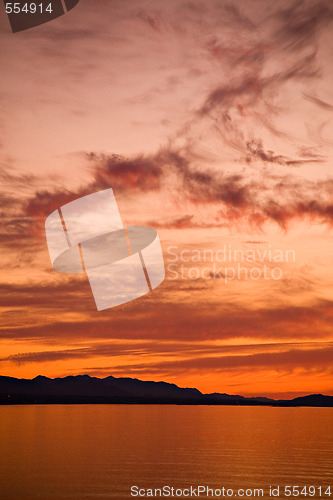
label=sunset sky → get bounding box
[1,0,333,398]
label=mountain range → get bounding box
[0,374,332,406]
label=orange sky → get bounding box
[0,0,333,398]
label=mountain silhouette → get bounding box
[0,375,332,406]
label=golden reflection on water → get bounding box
[0,406,332,499]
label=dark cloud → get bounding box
[0,279,93,311]
[89,152,163,193]
[274,0,333,51]
[0,165,36,187]
[83,149,333,230]
[0,143,329,278]
[147,215,194,229]
[245,139,324,166]
[2,339,332,372]
[6,0,330,236]
[303,93,333,111]
[100,343,333,377]
[1,274,332,344]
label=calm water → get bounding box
[0,405,332,499]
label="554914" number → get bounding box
[5,3,53,14]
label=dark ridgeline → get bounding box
[0,375,332,406]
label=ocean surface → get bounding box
[0,405,332,499]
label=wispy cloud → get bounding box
[1,0,333,395]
